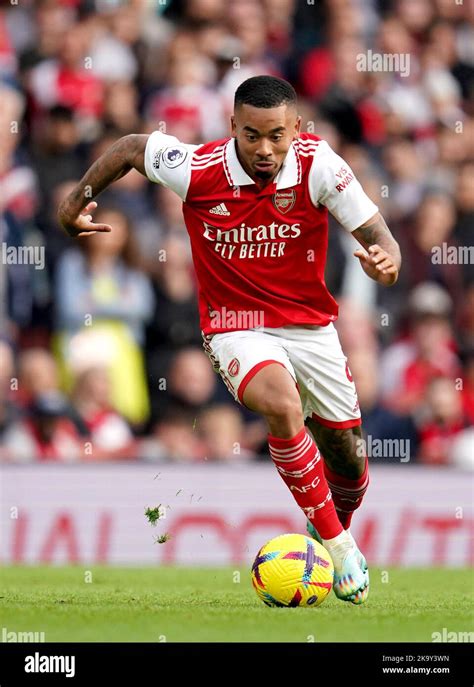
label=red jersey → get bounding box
[144,132,377,335]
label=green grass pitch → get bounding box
[1,566,472,643]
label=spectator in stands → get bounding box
[0,339,20,444]
[55,206,154,425]
[71,365,136,460]
[416,377,467,466]
[154,186,187,238]
[17,2,75,75]
[380,283,461,415]
[87,7,139,85]
[55,206,153,343]
[145,234,201,394]
[102,81,141,135]
[0,84,37,221]
[348,347,418,463]
[145,49,225,143]
[141,408,205,463]
[149,347,219,423]
[197,404,256,462]
[28,22,104,125]
[2,391,82,463]
[398,193,464,307]
[31,105,84,220]
[381,139,426,223]
[335,298,378,357]
[17,348,60,407]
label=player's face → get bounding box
[231,104,301,183]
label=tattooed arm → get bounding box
[58,134,149,238]
[352,212,401,286]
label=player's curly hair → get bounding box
[234,76,297,109]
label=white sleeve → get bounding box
[144,131,199,201]
[308,140,378,232]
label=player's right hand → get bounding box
[58,201,113,238]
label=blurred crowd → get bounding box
[0,0,473,467]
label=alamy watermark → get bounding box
[1,242,45,270]
[209,307,264,330]
[25,652,75,678]
[431,243,474,265]
[356,50,410,77]
[432,628,474,642]
[2,627,45,642]
[357,436,411,462]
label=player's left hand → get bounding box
[353,244,399,286]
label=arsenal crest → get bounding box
[272,189,296,214]
[227,358,240,377]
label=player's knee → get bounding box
[264,393,304,438]
[242,364,301,419]
[265,394,303,422]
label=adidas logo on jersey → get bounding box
[209,203,230,216]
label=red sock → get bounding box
[324,458,369,530]
[268,427,343,540]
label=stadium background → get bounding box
[0,0,473,571]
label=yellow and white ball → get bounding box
[251,533,334,607]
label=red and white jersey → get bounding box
[144,132,378,335]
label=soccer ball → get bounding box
[251,533,334,607]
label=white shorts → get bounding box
[202,323,361,429]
